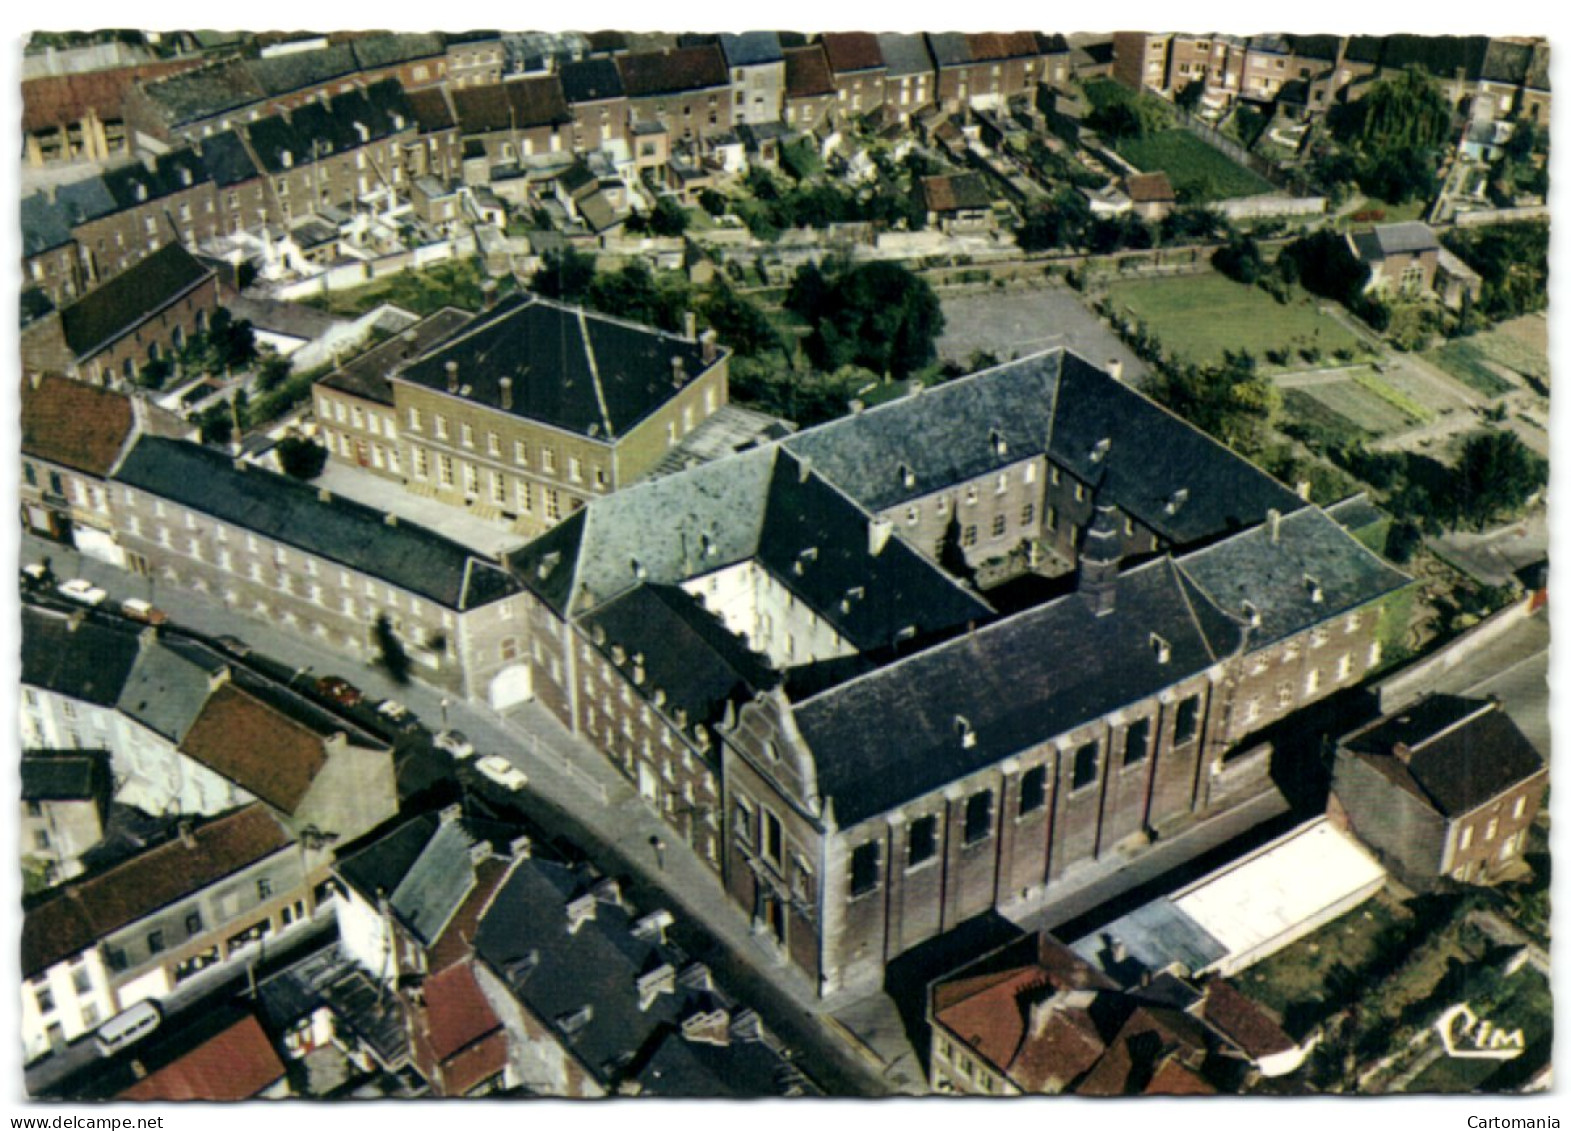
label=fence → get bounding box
[1374,594,1536,711]
[1215,194,1328,220]
[1453,205,1549,228]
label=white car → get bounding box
[58,578,108,607]
[475,755,528,792]
[435,730,476,760]
[377,699,411,722]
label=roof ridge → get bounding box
[576,307,616,440]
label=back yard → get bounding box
[1115,129,1275,201]
[1106,272,1368,370]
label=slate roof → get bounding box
[102,148,211,211]
[21,605,144,708]
[927,33,973,69]
[21,192,77,257]
[116,639,225,744]
[1369,221,1441,257]
[581,584,777,733]
[22,60,204,132]
[319,307,474,405]
[792,556,1241,826]
[118,1014,286,1101]
[1378,35,1491,82]
[393,293,715,440]
[133,59,265,129]
[617,45,730,97]
[1344,695,1545,817]
[1036,33,1072,56]
[451,76,571,134]
[878,33,934,78]
[819,32,885,76]
[560,57,625,105]
[247,43,358,98]
[179,684,330,814]
[782,353,1060,512]
[21,750,110,803]
[719,32,784,69]
[22,805,291,976]
[112,436,520,611]
[473,858,690,1087]
[1324,493,1387,534]
[58,243,213,362]
[351,32,445,72]
[784,46,836,100]
[1290,34,1342,63]
[406,86,456,133]
[21,373,135,476]
[922,172,991,213]
[196,129,260,187]
[1072,898,1231,979]
[632,1026,812,1097]
[245,79,414,173]
[1175,505,1411,648]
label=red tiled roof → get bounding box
[935,967,1046,1068]
[1145,1055,1218,1096]
[1201,980,1298,1060]
[416,961,508,1094]
[1009,1007,1106,1093]
[426,856,514,974]
[616,45,729,98]
[406,86,456,132]
[23,806,291,976]
[23,59,204,133]
[21,373,135,477]
[119,1015,286,1100]
[1127,171,1177,203]
[966,32,1042,61]
[820,32,885,75]
[785,45,836,100]
[179,685,329,814]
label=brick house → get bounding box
[921,172,994,232]
[20,373,142,544]
[404,86,463,183]
[718,32,786,127]
[445,31,507,89]
[20,243,219,388]
[22,57,204,167]
[449,76,574,171]
[783,45,837,132]
[21,805,309,1063]
[877,33,936,122]
[1350,221,1441,296]
[1333,695,1547,887]
[616,44,734,145]
[505,350,1412,996]
[818,32,887,120]
[560,58,630,158]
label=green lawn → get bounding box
[1290,374,1423,438]
[1425,341,1518,398]
[299,258,492,317]
[1241,890,1406,1025]
[1107,273,1367,369]
[1402,968,1553,1094]
[1115,129,1274,202]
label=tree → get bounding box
[532,247,597,302]
[276,435,328,480]
[642,195,690,237]
[373,614,412,684]
[1452,432,1547,529]
[1160,205,1231,245]
[254,352,292,393]
[1175,81,1206,113]
[1211,234,1265,285]
[1015,189,1093,253]
[793,260,944,380]
[1281,229,1370,306]
[698,188,729,217]
[701,283,780,358]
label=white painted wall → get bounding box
[682,560,854,670]
[21,951,115,1064]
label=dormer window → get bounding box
[898,463,916,489]
[955,716,977,749]
[1151,634,1172,664]
[1090,437,1111,463]
[990,429,1008,457]
[1305,574,1324,603]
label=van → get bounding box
[94,1001,161,1056]
[120,598,168,625]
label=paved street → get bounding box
[937,284,1150,385]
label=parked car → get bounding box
[21,563,52,591]
[435,730,476,760]
[120,597,169,625]
[57,578,108,607]
[213,634,253,657]
[315,676,364,708]
[94,1001,161,1056]
[475,755,528,792]
[376,699,421,731]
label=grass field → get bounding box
[1115,129,1274,202]
[1291,378,1422,438]
[299,259,493,317]
[1107,273,1367,368]
[1241,890,1405,1026]
[1402,968,1553,1094]
[1424,341,1518,398]
[1283,389,1375,448]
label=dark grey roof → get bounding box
[245,79,413,174]
[247,43,358,98]
[1071,898,1229,979]
[783,354,1060,512]
[134,59,264,128]
[1048,353,1305,546]
[719,31,784,69]
[1176,506,1412,648]
[112,436,519,611]
[22,750,110,803]
[633,1025,812,1097]
[1324,493,1387,534]
[59,243,214,361]
[21,605,144,707]
[196,130,259,187]
[1345,696,1545,818]
[1378,35,1490,82]
[21,288,55,329]
[792,556,1241,826]
[102,148,211,211]
[926,32,972,69]
[334,811,518,907]
[878,33,934,78]
[581,584,777,736]
[350,32,444,72]
[21,192,76,257]
[393,293,718,440]
[116,639,225,744]
[1291,34,1341,63]
[560,57,624,104]
[473,858,689,1088]
[1247,34,1293,56]
[55,176,119,227]
[388,819,481,946]
[1370,221,1441,257]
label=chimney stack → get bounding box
[445,359,459,393]
[1079,498,1123,616]
[671,355,686,387]
[700,329,718,366]
[1393,741,1413,765]
[1268,508,1282,544]
[499,376,513,410]
[1106,357,1125,382]
[683,310,697,341]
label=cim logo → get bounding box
[1434,1002,1526,1061]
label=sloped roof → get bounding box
[58,243,213,362]
[393,293,716,440]
[196,129,259,187]
[133,59,265,128]
[819,32,885,75]
[21,605,144,708]
[1200,980,1297,1060]
[922,172,991,213]
[179,684,330,814]
[719,31,784,68]
[927,33,972,69]
[617,45,729,97]
[1344,695,1545,817]
[451,75,571,134]
[1126,171,1176,203]
[118,1014,286,1101]
[560,57,625,105]
[792,556,1240,826]
[247,43,358,98]
[116,639,225,744]
[784,45,836,100]
[23,805,291,976]
[318,307,473,406]
[422,961,506,1064]
[112,436,520,611]
[351,32,445,72]
[407,85,456,132]
[21,750,109,803]
[103,148,210,210]
[21,373,135,476]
